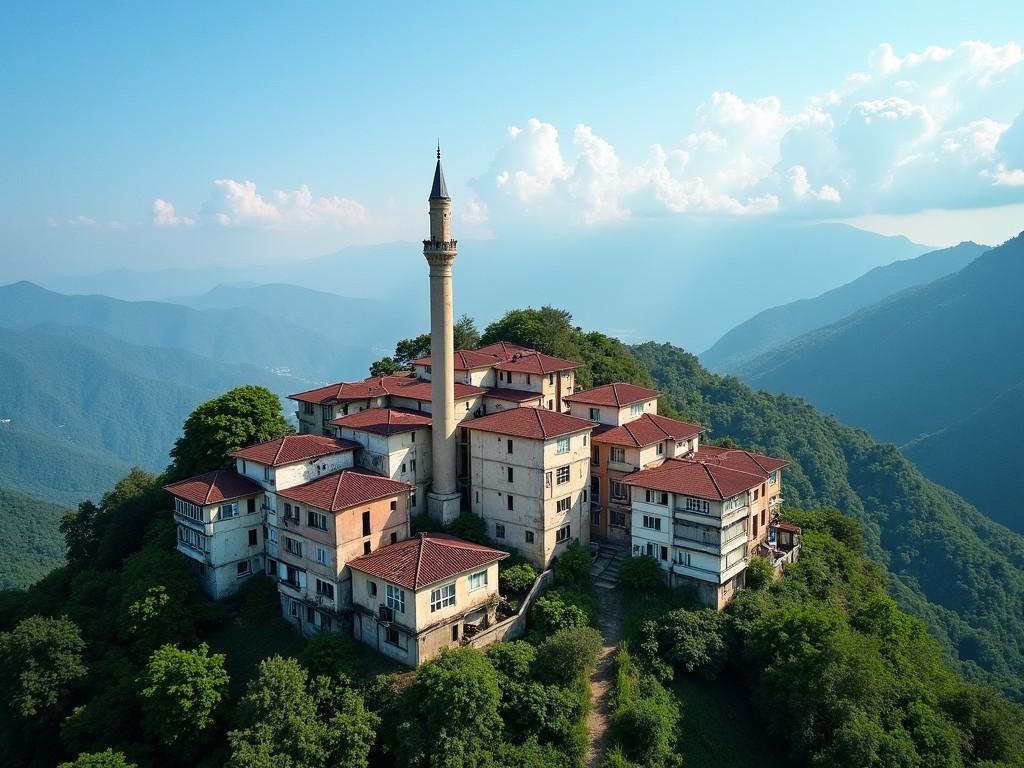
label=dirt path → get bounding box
[584,586,623,768]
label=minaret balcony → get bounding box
[422,238,458,250]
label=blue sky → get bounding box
[2,2,1023,279]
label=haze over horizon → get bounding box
[2,2,1023,284]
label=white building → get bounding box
[164,470,266,599]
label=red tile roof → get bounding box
[623,458,766,501]
[564,382,662,408]
[347,533,508,590]
[289,375,484,405]
[411,341,537,370]
[465,406,595,440]
[483,388,544,403]
[330,407,432,435]
[275,468,414,512]
[592,414,705,447]
[692,445,788,474]
[163,470,263,507]
[230,435,360,466]
[494,350,580,374]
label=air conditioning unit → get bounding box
[379,604,394,623]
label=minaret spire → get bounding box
[423,147,459,523]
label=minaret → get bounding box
[424,146,461,523]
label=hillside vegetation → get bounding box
[0,488,67,589]
[702,240,987,371]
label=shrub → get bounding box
[609,691,680,767]
[298,631,361,683]
[58,750,137,768]
[553,543,592,586]
[487,640,537,683]
[647,608,729,680]
[529,592,589,636]
[447,512,489,544]
[501,563,538,595]
[534,627,604,683]
[236,574,280,624]
[745,556,774,591]
[617,556,664,594]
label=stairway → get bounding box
[591,540,628,590]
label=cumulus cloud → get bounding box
[152,198,194,228]
[469,39,1024,230]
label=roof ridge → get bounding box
[205,470,220,504]
[414,533,427,588]
[273,436,288,464]
[703,463,726,499]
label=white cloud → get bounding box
[151,198,194,228]
[47,215,124,230]
[470,39,1024,230]
[188,179,367,230]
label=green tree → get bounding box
[396,647,502,768]
[454,314,480,349]
[553,542,592,586]
[394,334,432,368]
[617,555,664,595]
[529,593,589,635]
[168,385,292,480]
[643,608,729,680]
[58,749,138,768]
[0,615,86,718]
[499,563,538,595]
[369,356,403,376]
[60,500,101,565]
[140,642,229,747]
[534,627,603,684]
[744,556,775,591]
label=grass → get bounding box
[672,674,784,768]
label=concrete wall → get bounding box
[464,568,554,649]
[235,452,355,493]
[338,426,433,513]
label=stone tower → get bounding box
[423,147,461,523]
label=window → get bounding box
[266,559,278,577]
[178,526,206,550]
[219,502,239,519]
[308,510,329,531]
[611,511,627,528]
[545,471,552,487]
[644,490,668,505]
[385,626,401,646]
[268,527,278,543]
[386,584,405,613]
[452,624,460,642]
[769,471,778,485]
[507,495,514,511]
[555,524,571,543]
[303,402,314,415]
[642,515,662,531]
[591,447,600,466]
[753,488,760,501]
[526,374,531,385]
[556,497,571,513]
[549,373,555,385]
[410,431,416,443]
[761,508,766,527]
[660,546,668,561]
[285,537,302,557]
[556,465,570,484]
[610,447,625,463]
[469,570,488,591]
[390,499,397,511]
[264,466,273,483]
[495,523,506,539]
[367,580,378,596]
[507,439,513,454]
[656,442,664,456]
[686,497,710,514]
[507,466,514,483]
[363,541,371,555]
[315,546,328,566]
[761,483,766,496]
[589,407,600,420]
[752,516,759,537]
[236,560,251,577]
[248,528,258,546]
[315,578,335,601]
[630,402,644,416]
[611,481,627,502]
[390,531,398,544]
[321,405,333,421]
[401,462,406,474]
[174,498,202,522]
[362,510,371,536]
[583,489,588,503]
[556,436,570,454]
[430,583,456,611]
[591,508,601,526]
[247,497,257,514]
[525,530,534,544]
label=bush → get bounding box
[534,627,604,683]
[236,574,280,624]
[609,691,680,767]
[487,640,537,683]
[553,543,591,586]
[644,608,729,680]
[501,563,538,595]
[447,512,489,544]
[298,631,361,683]
[745,556,774,591]
[58,750,137,768]
[529,591,589,636]
[617,556,664,594]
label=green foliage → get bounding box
[369,356,403,376]
[641,608,730,680]
[454,314,481,350]
[140,643,230,747]
[500,563,538,595]
[487,640,537,682]
[168,385,292,480]
[606,644,681,768]
[617,555,665,595]
[534,627,603,684]
[529,590,590,635]
[0,486,68,589]
[227,656,378,768]
[393,333,432,367]
[396,647,502,768]
[553,542,592,586]
[298,631,364,682]
[0,615,86,718]
[744,556,775,591]
[58,749,138,768]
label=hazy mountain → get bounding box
[0,281,373,382]
[904,380,1024,533]
[702,240,989,372]
[33,221,929,352]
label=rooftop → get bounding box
[163,469,263,507]
[494,350,581,374]
[230,434,360,466]
[691,445,788,474]
[482,388,545,403]
[623,447,787,501]
[348,533,508,591]
[330,407,433,435]
[564,382,662,408]
[465,406,595,440]
[592,413,705,448]
[289,374,485,405]
[410,341,536,371]
[276,468,414,512]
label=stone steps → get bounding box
[590,542,629,591]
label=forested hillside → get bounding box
[702,240,987,371]
[0,488,67,589]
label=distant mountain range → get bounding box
[733,232,1024,532]
[701,241,989,372]
[35,221,929,353]
[0,487,67,589]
